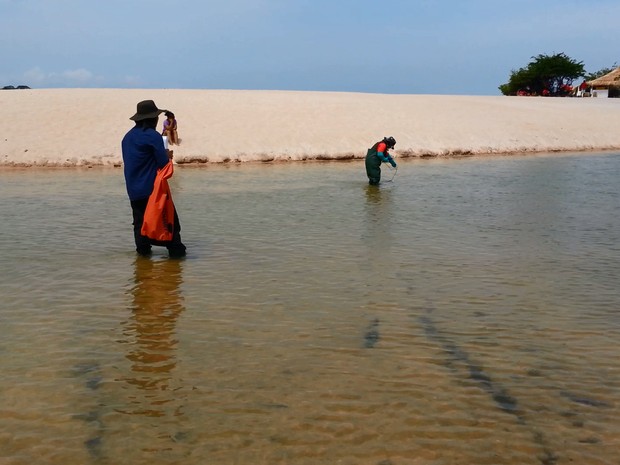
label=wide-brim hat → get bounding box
[130,100,165,121]
[383,136,396,148]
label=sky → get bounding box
[1,0,618,95]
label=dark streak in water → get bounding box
[73,362,107,460]
[418,315,519,415]
[364,318,380,348]
[86,375,103,390]
[417,308,558,465]
[72,362,100,377]
[72,410,101,425]
[84,436,103,458]
[560,391,612,408]
[171,431,190,443]
[258,403,289,409]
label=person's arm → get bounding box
[151,131,172,168]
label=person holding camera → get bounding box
[121,100,187,258]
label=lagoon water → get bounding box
[1,153,619,465]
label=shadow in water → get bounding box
[416,303,558,465]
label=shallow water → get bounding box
[1,153,619,465]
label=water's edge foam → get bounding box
[2,146,619,169]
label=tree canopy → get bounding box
[499,53,585,96]
[584,63,618,82]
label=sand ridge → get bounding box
[2,88,619,167]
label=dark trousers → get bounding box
[130,198,186,257]
[365,157,381,185]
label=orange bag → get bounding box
[141,161,175,242]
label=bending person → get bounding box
[365,136,397,185]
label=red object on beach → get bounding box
[141,161,175,242]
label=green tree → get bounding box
[499,53,585,96]
[584,63,618,82]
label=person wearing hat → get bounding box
[365,136,397,185]
[122,100,187,258]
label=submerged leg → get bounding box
[130,198,152,256]
[166,207,186,258]
[365,158,382,185]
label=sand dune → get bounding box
[1,88,619,167]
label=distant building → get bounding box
[587,67,620,98]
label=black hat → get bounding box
[383,136,396,149]
[130,100,165,121]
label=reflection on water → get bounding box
[0,153,619,464]
[361,185,393,349]
[118,257,185,417]
[363,184,393,242]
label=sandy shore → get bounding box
[1,88,619,167]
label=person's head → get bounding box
[164,111,175,120]
[136,117,159,130]
[383,136,396,149]
[130,100,165,128]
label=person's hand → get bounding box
[389,158,397,168]
[167,149,174,160]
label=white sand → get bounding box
[1,88,619,167]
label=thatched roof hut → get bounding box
[587,66,620,89]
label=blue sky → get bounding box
[1,0,617,95]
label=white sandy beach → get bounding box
[1,88,619,167]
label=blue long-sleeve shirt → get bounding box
[377,151,392,162]
[122,126,170,201]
